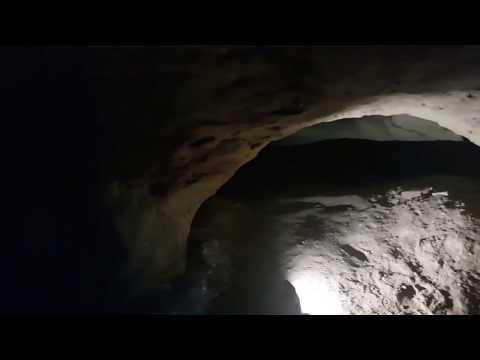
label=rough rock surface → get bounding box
[10,46,480,312]
[93,46,480,283]
[188,176,480,315]
[281,184,480,314]
[276,115,463,145]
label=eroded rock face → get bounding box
[275,115,464,144]
[93,46,480,283]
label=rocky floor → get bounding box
[183,175,480,315]
[277,178,480,314]
[160,140,480,315]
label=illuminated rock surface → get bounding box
[186,175,480,315]
[276,115,463,145]
[172,140,480,315]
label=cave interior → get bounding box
[5,45,480,315]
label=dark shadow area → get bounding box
[219,138,480,200]
[209,278,301,315]
[2,47,135,313]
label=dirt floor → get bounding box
[170,141,480,315]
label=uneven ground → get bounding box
[167,140,480,315]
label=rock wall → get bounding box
[93,46,480,285]
[275,115,464,144]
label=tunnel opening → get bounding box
[161,115,480,315]
[10,46,480,316]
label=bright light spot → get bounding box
[289,271,346,315]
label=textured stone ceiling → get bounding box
[91,46,480,284]
[274,115,463,145]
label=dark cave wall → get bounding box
[3,47,125,311]
[7,46,480,312]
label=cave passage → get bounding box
[9,46,480,316]
[163,116,480,315]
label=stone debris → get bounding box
[189,175,480,315]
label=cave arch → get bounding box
[179,96,477,240]
[117,93,479,288]
[182,112,480,314]
[11,45,480,312]
[105,45,480,286]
